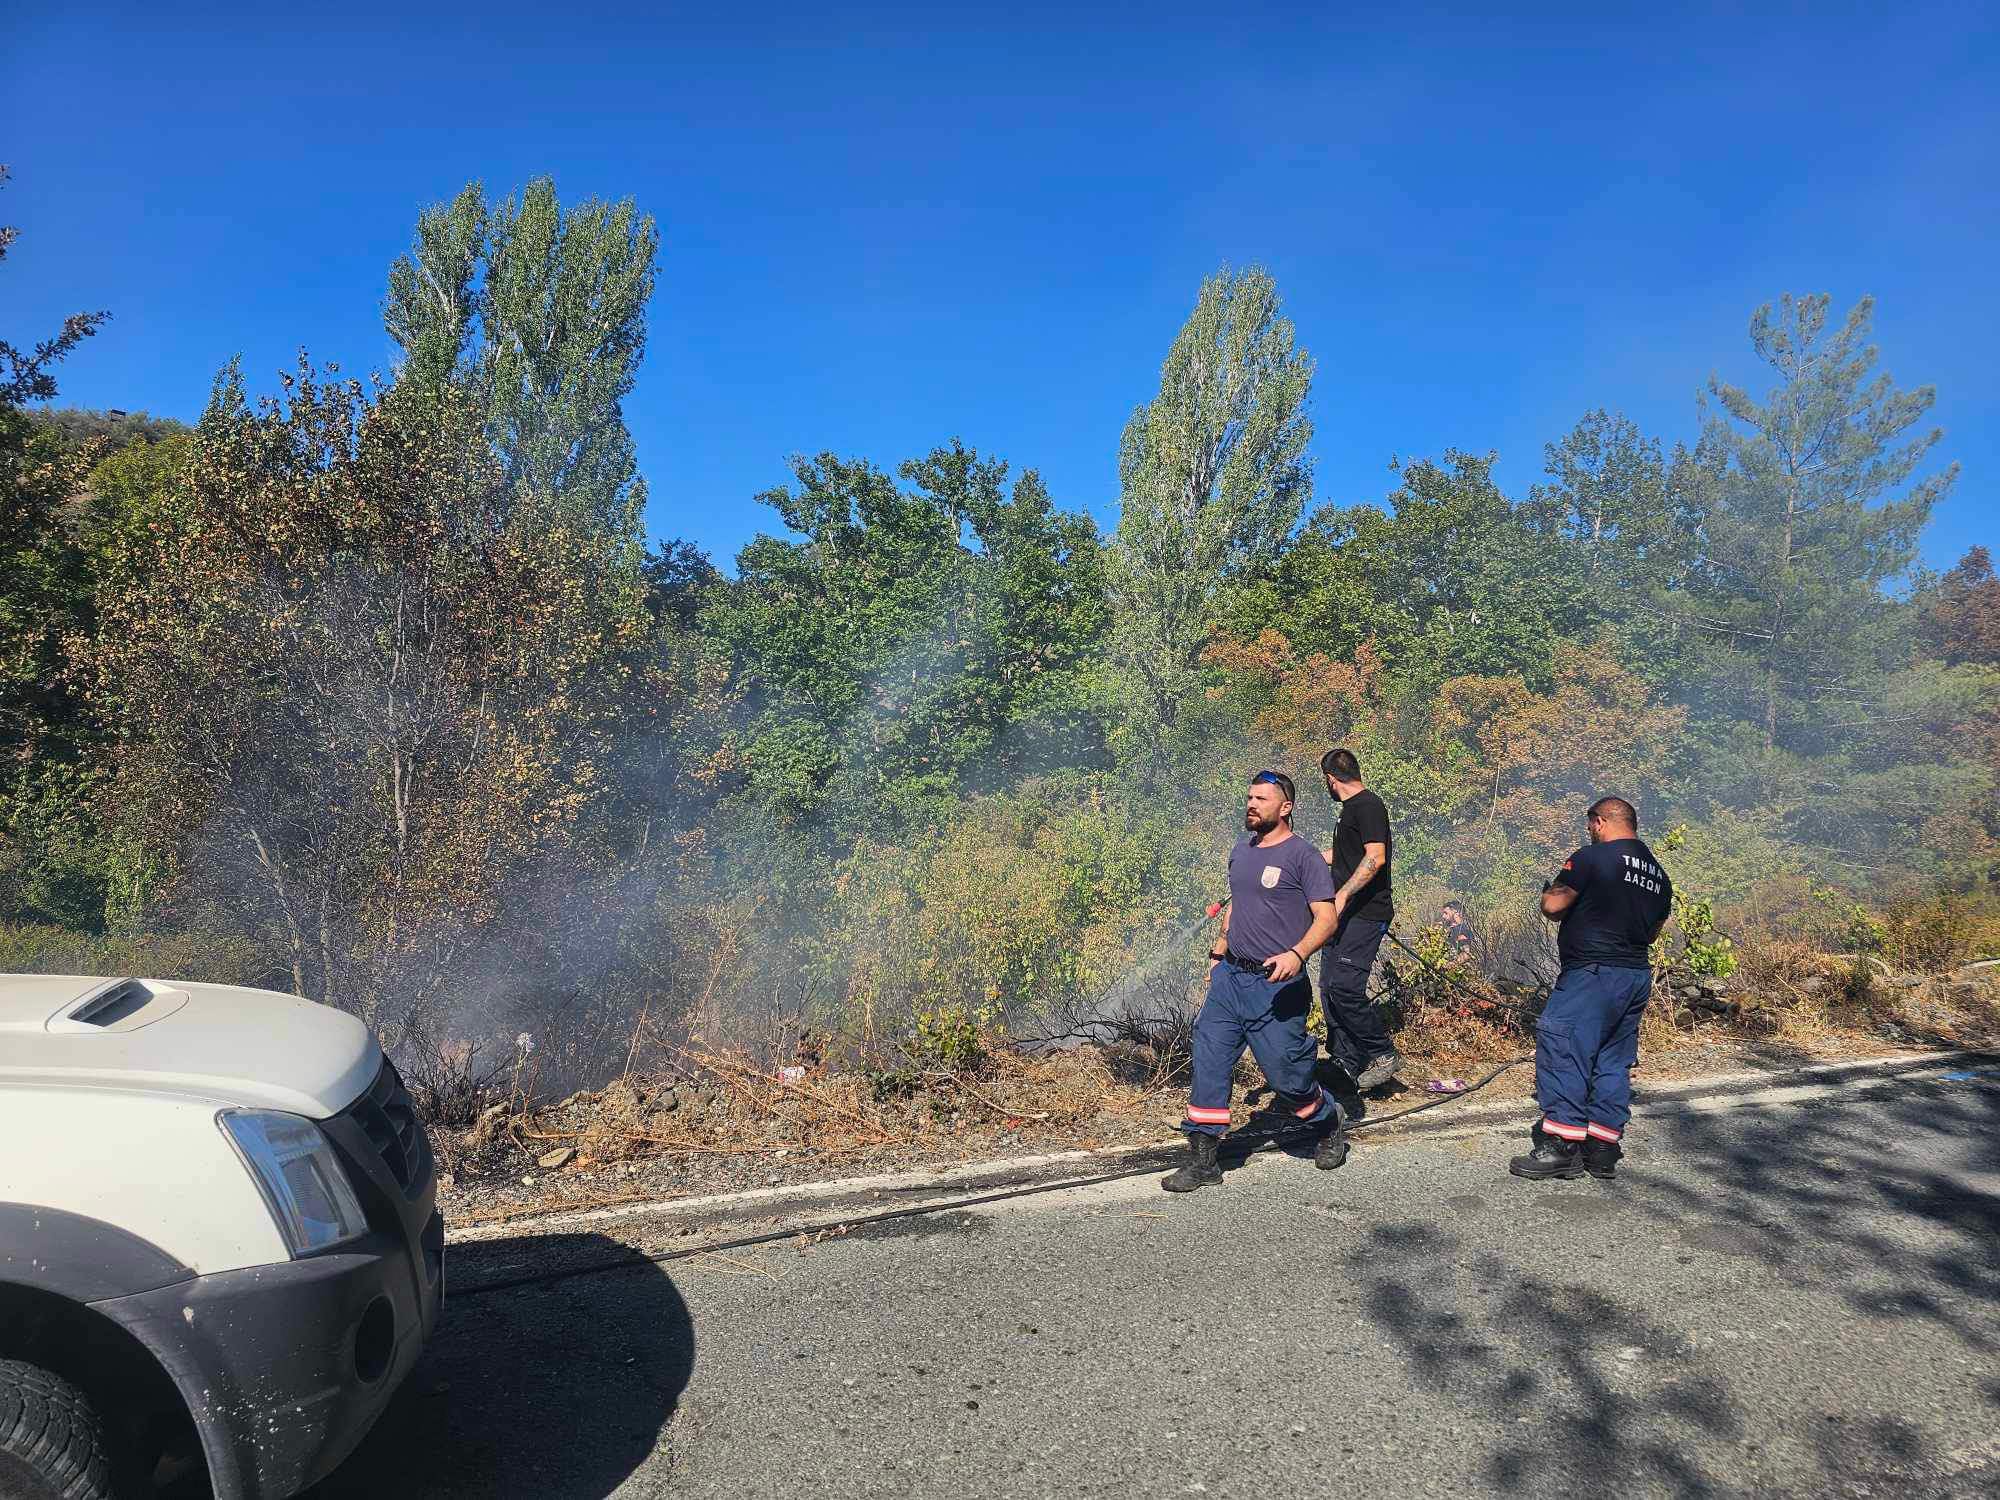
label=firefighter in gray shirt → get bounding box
[1163,770,1346,1193]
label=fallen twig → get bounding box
[924,1070,1053,1121]
[515,1125,876,1159]
[693,1250,784,1282]
[677,1045,900,1144]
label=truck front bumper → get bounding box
[92,1209,443,1499]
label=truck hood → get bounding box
[0,973,381,1118]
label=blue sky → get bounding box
[7,2,1994,571]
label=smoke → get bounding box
[80,314,1990,1109]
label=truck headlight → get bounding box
[219,1110,370,1255]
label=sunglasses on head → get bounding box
[1251,771,1284,788]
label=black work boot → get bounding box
[1581,1139,1622,1180]
[1314,1117,1348,1171]
[1509,1128,1584,1181]
[1162,1131,1224,1192]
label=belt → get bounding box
[1221,950,1275,973]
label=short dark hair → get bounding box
[1320,747,1361,780]
[1251,769,1297,807]
[1588,795,1638,830]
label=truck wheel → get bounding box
[0,1358,116,1500]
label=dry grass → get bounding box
[431,927,2000,1193]
[1746,943,1999,1050]
[442,1037,1181,1183]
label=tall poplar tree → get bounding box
[383,177,659,526]
[1107,266,1312,747]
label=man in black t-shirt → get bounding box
[1511,795,1673,1182]
[1318,747,1401,1091]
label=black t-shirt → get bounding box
[1329,788,1394,924]
[1552,838,1672,970]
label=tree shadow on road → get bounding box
[1347,1073,2000,1498]
[304,1231,695,1500]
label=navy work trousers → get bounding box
[1318,916,1393,1075]
[1184,962,1339,1137]
[1534,962,1652,1148]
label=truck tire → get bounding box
[0,1359,116,1500]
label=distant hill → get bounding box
[31,406,188,455]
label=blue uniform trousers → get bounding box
[1184,962,1340,1137]
[1534,962,1652,1147]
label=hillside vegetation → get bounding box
[4,173,1995,1131]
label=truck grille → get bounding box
[350,1057,433,1196]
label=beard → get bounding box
[1244,809,1279,835]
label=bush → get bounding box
[903,1002,995,1072]
[1811,884,1887,955]
[399,1032,504,1127]
[834,783,1199,1042]
[1880,890,2000,972]
[0,922,275,987]
[1671,895,1738,980]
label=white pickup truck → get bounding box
[0,973,442,1499]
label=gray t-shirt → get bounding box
[1226,831,1336,963]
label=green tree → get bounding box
[711,441,1106,850]
[1108,266,1312,747]
[1518,410,1720,694]
[83,362,650,1029]
[1923,546,2000,667]
[1522,410,1708,586]
[384,177,660,524]
[641,538,720,629]
[1229,451,1593,694]
[0,169,107,409]
[0,169,115,926]
[1699,293,1956,754]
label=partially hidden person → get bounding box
[1319,748,1401,1092]
[1511,795,1673,1182]
[1163,770,1346,1193]
[1440,899,1476,965]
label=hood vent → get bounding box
[47,978,189,1034]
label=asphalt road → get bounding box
[311,1064,2000,1499]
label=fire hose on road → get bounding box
[457,914,1538,1300]
[450,886,1994,1305]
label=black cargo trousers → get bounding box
[1318,914,1393,1077]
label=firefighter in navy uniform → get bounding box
[1511,796,1673,1182]
[1163,771,1346,1193]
